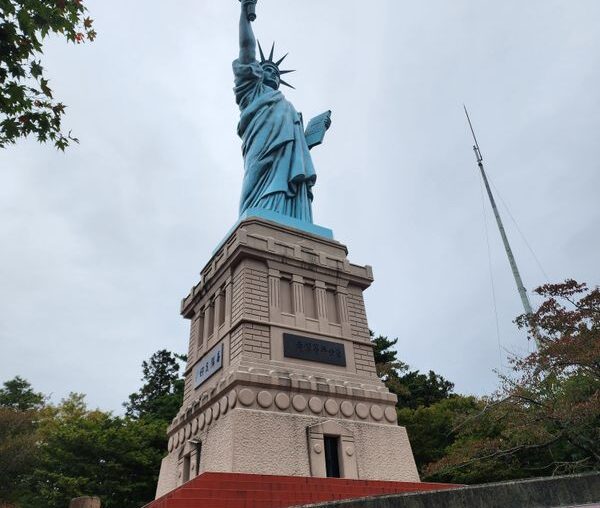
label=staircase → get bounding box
[144,472,459,508]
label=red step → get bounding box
[144,472,460,508]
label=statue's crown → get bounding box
[258,40,295,89]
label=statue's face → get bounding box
[263,65,280,90]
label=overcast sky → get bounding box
[1,0,599,412]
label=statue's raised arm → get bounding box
[238,0,257,64]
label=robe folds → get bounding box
[233,59,316,222]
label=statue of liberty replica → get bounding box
[151,0,419,499]
[234,0,331,224]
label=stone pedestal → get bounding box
[155,217,419,498]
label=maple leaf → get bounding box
[40,78,53,98]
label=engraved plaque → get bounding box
[283,333,346,366]
[193,342,223,388]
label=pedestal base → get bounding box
[155,217,420,498]
[156,408,418,497]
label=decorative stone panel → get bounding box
[242,322,271,359]
[187,316,201,365]
[353,343,377,377]
[183,374,193,405]
[231,260,269,325]
[347,288,370,342]
[229,322,272,363]
[230,325,244,363]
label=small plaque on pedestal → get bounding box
[193,343,223,388]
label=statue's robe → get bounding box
[233,58,316,222]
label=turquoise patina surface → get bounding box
[234,58,316,222]
[234,0,331,231]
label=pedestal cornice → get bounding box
[181,217,373,319]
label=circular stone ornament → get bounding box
[275,393,291,410]
[168,436,174,452]
[325,399,339,416]
[340,401,355,418]
[309,397,323,414]
[238,388,255,407]
[185,424,192,439]
[313,443,323,454]
[385,406,397,423]
[370,404,384,421]
[178,428,185,442]
[220,396,229,415]
[228,391,238,409]
[198,413,206,430]
[257,391,274,408]
[192,418,198,434]
[206,407,213,425]
[292,394,307,412]
[355,403,369,419]
[213,402,220,420]
[345,446,355,457]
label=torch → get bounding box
[240,0,258,22]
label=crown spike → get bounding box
[269,42,275,62]
[275,53,288,66]
[279,79,295,89]
[257,40,266,62]
[257,41,295,88]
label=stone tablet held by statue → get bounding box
[305,111,332,150]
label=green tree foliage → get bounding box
[0,0,96,150]
[124,349,186,422]
[397,396,482,477]
[371,331,473,477]
[0,350,186,507]
[21,393,165,508]
[425,280,600,483]
[371,333,410,400]
[371,331,455,409]
[0,375,45,410]
[0,378,45,504]
[0,408,39,503]
[396,370,455,410]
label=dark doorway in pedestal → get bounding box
[324,436,341,478]
[195,442,202,476]
[182,455,191,483]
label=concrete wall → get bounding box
[298,472,600,508]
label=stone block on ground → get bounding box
[69,497,101,508]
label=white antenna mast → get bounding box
[464,107,536,331]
